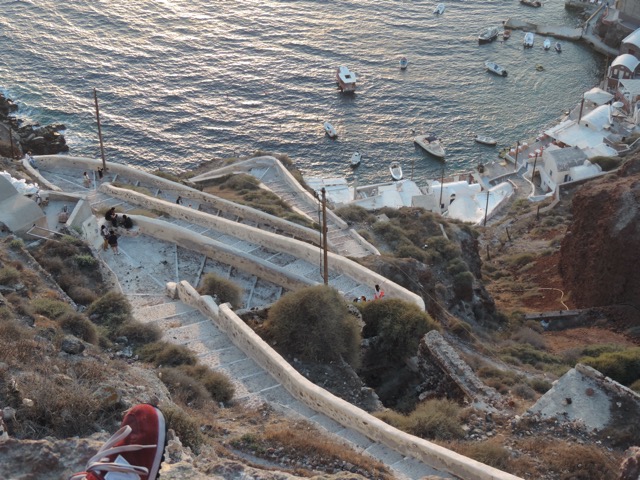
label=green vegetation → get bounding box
[266,285,361,367]
[160,403,204,453]
[590,156,621,171]
[138,341,198,367]
[358,298,439,362]
[581,347,640,386]
[58,312,99,344]
[0,266,20,285]
[198,273,244,309]
[31,298,73,319]
[376,398,465,440]
[161,364,235,404]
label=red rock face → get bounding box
[560,157,640,308]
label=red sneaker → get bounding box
[70,404,167,480]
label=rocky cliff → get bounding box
[560,156,640,309]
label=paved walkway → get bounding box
[36,164,454,478]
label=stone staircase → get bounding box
[131,296,452,479]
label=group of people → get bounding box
[105,207,133,229]
[102,207,134,254]
[354,284,385,303]
[100,224,120,254]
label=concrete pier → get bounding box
[504,18,582,40]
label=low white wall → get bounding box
[174,280,523,480]
[132,215,314,291]
[33,155,321,246]
[106,187,423,309]
[22,157,61,191]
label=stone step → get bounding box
[132,301,196,323]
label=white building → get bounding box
[538,145,593,192]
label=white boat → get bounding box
[555,42,562,52]
[414,134,446,159]
[543,38,551,50]
[390,162,403,181]
[350,152,362,168]
[434,3,445,14]
[336,66,357,93]
[324,122,338,139]
[474,134,497,146]
[485,60,508,77]
[399,57,408,70]
[523,32,534,48]
[478,27,500,44]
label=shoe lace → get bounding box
[69,425,156,480]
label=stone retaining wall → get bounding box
[106,187,423,308]
[32,155,321,246]
[173,280,523,480]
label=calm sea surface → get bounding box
[0,0,604,185]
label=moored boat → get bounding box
[478,26,500,44]
[399,56,408,70]
[520,0,542,6]
[414,134,446,159]
[474,134,497,146]
[485,60,507,77]
[324,122,338,138]
[350,152,362,168]
[555,42,562,52]
[434,3,445,14]
[336,66,357,93]
[390,162,403,181]
[543,38,551,50]
[523,32,534,48]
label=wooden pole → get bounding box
[93,88,107,171]
[483,189,490,226]
[514,140,520,171]
[321,188,329,285]
[531,153,539,186]
[578,96,586,123]
[439,166,445,212]
[506,227,511,242]
[411,157,415,180]
[8,125,15,160]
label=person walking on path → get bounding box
[107,230,120,255]
[83,171,91,188]
[374,284,385,300]
[100,224,110,251]
[176,195,183,205]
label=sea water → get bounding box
[0,0,604,185]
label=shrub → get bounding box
[198,273,243,309]
[359,298,439,362]
[335,205,376,224]
[427,236,461,261]
[453,271,474,301]
[512,382,536,400]
[266,285,361,367]
[87,292,132,329]
[9,239,24,250]
[396,244,429,262]
[68,286,98,306]
[512,327,546,349]
[159,367,211,407]
[581,347,640,386]
[505,253,536,269]
[630,379,640,393]
[590,156,621,171]
[456,440,512,470]
[528,377,552,394]
[73,254,98,269]
[499,343,562,367]
[0,266,20,286]
[138,341,197,367]
[160,403,203,453]
[116,320,162,347]
[447,258,469,276]
[379,399,465,440]
[31,298,73,319]
[179,364,235,403]
[58,312,98,344]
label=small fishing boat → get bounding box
[434,3,445,14]
[485,60,508,77]
[414,134,446,159]
[478,26,500,44]
[336,66,357,93]
[324,122,338,139]
[474,134,497,146]
[390,162,403,181]
[523,32,534,48]
[520,0,542,7]
[350,152,362,168]
[535,64,545,71]
[502,29,511,40]
[543,38,551,50]
[399,56,409,70]
[555,42,562,52]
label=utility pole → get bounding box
[321,188,328,285]
[439,166,445,212]
[8,125,15,160]
[513,140,520,171]
[531,153,539,191]
[578,96,586,123]
[94,88,107,172]
[411,157,415,180]
[483,189,490,226]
